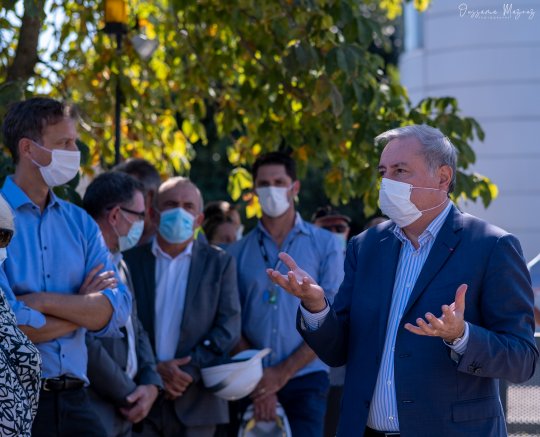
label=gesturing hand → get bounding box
[79,264,118,295]
[267,252,326,313]
[404,284,468,343]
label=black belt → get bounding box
[41,376,85,392]
[365,427,400,437]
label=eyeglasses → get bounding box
[0,229,14,248]
[322,225,349,233]
[119,207,145,220]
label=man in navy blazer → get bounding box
[267,125,538,437]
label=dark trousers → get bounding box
[225,371,330,437]
[32,388,107,437]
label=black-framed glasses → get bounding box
[322,224,348,233]
[0,229,14,248]
[119,207,145,220]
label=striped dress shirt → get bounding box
[366,202,453,431]
[301,201,472,432]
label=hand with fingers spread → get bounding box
[156,356,193,400]
[79,264,118,295]
[405,284,468,343]
[267,252,327,313]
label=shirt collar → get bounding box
[2,175,60,210]
[110,251,123,268]
[257,212,309,239]
[393,201,453,246]
[152,237,194,261]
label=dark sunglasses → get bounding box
[0,228,13,248]
[322,225,349,233]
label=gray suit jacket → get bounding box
[86,259,163,434]
[123,240,241,427]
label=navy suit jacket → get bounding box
[300,205,538,437]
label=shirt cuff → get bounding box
[445,322,469,355]
[299,300,330,331]
[14,304,46,329]
[92,287,131,338]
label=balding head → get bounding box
[156,177,204,215]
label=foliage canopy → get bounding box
[0,0,496,216]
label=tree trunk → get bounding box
[5,1,43,83]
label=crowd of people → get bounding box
[0,96,537,437]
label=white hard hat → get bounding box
[201,348,271,401]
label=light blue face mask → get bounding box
[158,207,195,244]
[0,248,7,266]
[118,219,144,252]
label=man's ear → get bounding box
[18,138,34,162]
[438,165,453,191]
[292,180,301,196]
[194,212,204,228]
[107,205,121,227]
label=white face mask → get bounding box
[378,178,446,228]
[31,141,81,187]
[0,248,7,266]
[256,186,292,218]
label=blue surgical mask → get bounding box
[118,219,144,252]
[0,248,7,266]
[158,207,195,244]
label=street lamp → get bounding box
[103,0,128,166]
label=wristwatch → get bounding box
[444,327,466,346]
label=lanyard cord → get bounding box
[257,229,298,271]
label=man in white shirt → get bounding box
[123,177,241,437]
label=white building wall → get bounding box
[400,0,540,261]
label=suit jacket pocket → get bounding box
[452,396,502,422]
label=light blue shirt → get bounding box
[228,213,344,377]
[0,176,132,382]
[301,201,469,431]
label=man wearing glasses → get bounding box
[0,98,131,435]
[83,171,163,436]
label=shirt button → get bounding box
[387,380,391,386]
[43,246,47,250]
[389,416,394,421]
[46,274,51,278]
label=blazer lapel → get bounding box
[177,241,205,355]
[403,205,463,317]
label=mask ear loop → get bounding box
[410,187,449,214]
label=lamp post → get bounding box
[103,0,128,166]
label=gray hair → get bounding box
[0,195,14,231]
[375,124,458,193]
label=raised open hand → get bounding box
[404,284,467,343]
[266,252,326,313]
